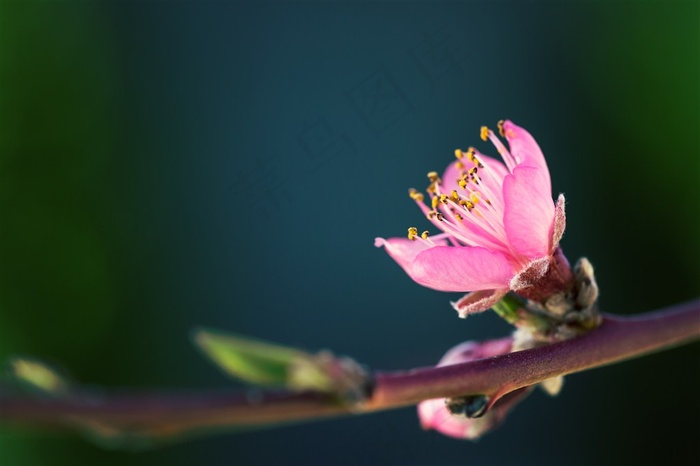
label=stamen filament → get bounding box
[431,173,509,250]
[432,188,507,250]
[486,130,517,171]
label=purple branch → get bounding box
[2,300,699,442]
[371,299,700,407]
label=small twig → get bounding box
[2,300,699,443]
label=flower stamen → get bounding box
[441,194,508,249]
[427,171,441,184]
[480,126,489,142]
[485,128,517,170]
[407,226,441,246]
[406,169,507,252]
[408,188,424,202]
[427,169,510,250]
[462,149,504,210]
[466,148,484,168]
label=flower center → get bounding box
[406,123,519,256]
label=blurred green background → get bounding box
[1,1,698,465]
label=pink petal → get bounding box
[410,246,515,292]
[503,166,555,259]
[502,120,551,188]
[450,289,508,318]
[374,236,448,277]
[440,160,463,193]
[509,256,550,291]
[551,194,566,251]
[438,338,512,365]
[417,338,531,440]
[418,398,473,438]
[418,387,534,440]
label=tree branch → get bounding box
[3,299,699,443]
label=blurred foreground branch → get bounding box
[2,299,699,446]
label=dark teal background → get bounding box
[2,1,699,465]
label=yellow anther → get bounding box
[455,213,463,221]
[466,148,482,167]
[460,199,475,211]
[468,167,478,176]
[407,227,418,240]
[427,171,440,183]
[409,188,424,202]
[427,183,436,194]
[497,120,505,137]
[439,194,449,204]
[427,210,437,219]
[470,192,481,204]
[436,212,444,221]
[454,149,464,159]
[450,190,460,201]
[431,196,439,209]
[421,230,430,240]
[480,126,489,141]
[458,179,468,189]
[455,161,464,170]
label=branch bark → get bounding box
[2,299,699,443]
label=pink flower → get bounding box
[417,338,534,440]
[375,120,567,316]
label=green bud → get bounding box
[493,294,552,333]
[193,329,304,387]
[8,357,69,396]
[192,329,369,402]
